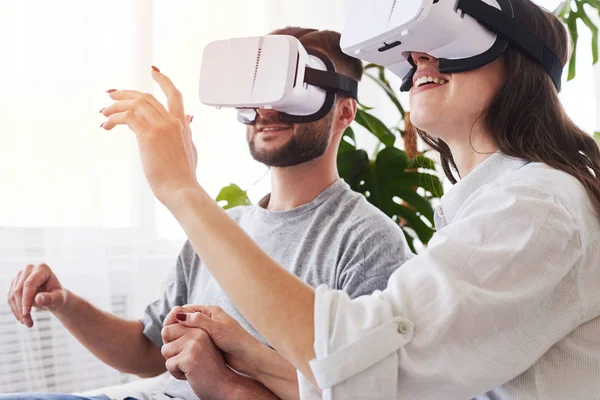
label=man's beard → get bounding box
[247,113,334,168]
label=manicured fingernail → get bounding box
[176,313,187,321]
[107,89,117,93]
[38,295,45,303]
[99,108,106,114]
[100,123,105,128]
[151,66,160,72]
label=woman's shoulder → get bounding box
[497,161,599,242]
[504,161,589,208]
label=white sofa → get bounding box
[77,372,172,400]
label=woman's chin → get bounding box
[408,111,439,133]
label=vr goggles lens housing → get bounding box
[198,35,359,125]
[341,0,563,91]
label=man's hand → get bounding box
[161,320,241,399]
[100,67,199,205]
[7,263,68,327]
[166,305,264,375]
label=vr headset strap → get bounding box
[459,0,563,90]
[304,68,359,99]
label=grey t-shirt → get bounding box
[139,179,413,400]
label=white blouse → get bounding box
[298,153,600,399]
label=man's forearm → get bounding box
[226,374,282,400]
[53,290,165,377]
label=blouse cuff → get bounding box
[310,284,414,390]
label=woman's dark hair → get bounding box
[418,0,600,210]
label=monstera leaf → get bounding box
[354,109,396,147]
[555,0,600,80]
[364,64,406,118]
[216,184,251,210]
[338,128,442,252]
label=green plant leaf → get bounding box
[566,13,579,81]
[375,146,409,171]
[402,229,417,254]
[594,131,600,142]
[337,148,371,190]
[578,9,599,64]
[387,183,435,223]
[364,63,380,70]
[391,204,435,243]
[354,109,396,147]
[408,155,437,170]
[365,72,405,117]
[557,0,600,79]
[384,171,444,197]
[216,184,252,209]
[357,100,375,110]
[553,0,570,17]
[586,0,600,10]
[337,145,442,245]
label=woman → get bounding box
[100,0,600,397]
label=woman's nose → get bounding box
[411,52,437,66]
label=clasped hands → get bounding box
[161,304,267,399]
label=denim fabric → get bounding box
[0,394,113,400]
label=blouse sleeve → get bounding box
[305,183,584,399]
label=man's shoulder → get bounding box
[224,204,254,222]
[335,187,404,237]
[177,205,253,262]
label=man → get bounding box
[4,27,412,400]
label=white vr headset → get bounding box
[340,0,563,91]
[198,35,359,125]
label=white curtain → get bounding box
[0,0,597,394]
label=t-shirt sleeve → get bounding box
[139,241,194,348]
[337,214,413,299]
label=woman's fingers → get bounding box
[163,305,189,327]
[101,100,137,117]
[101,111,148,132]
[108,90,168,118]
[152,68,186,125]
[175,311,217,334]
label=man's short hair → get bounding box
[269,26,363,83]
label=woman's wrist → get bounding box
[247,343,299,388]
[224,372,280,399]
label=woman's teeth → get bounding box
[415,76,448,88]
